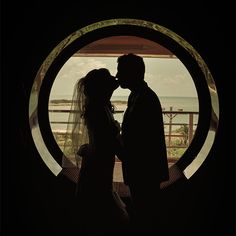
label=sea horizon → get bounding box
[49,95,199,131]
[50,94,198,100]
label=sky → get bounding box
[49,56,198,99]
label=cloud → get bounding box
[145,65,197,97]
[50,58,110,97]
[50,57,198,98]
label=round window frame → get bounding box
[29,18,219,181]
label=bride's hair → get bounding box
[77,68,115,118]
[62,68,115,169]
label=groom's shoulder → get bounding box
[138,86,159,106]
[145,86,159,99]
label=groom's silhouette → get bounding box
[116,53,169,233]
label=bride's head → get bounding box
[79,68,118,104]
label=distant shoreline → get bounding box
[50,96,198,100]
[49,99,127,105]
[49,96,198,102]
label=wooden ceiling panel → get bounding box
[74,36,175,58]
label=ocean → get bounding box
[48,95,199,132]
[111,96,199,132]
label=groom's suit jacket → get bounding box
[121,82,169,188]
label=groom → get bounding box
[116,53,169,233]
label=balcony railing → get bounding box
[49,106,199,165]
[48,106,198,195]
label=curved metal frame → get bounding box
[29,18,219,180]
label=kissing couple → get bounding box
[64,53,169,235]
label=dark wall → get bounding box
[2,1,235,236]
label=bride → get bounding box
[63,68,129,234]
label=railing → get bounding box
[49,106,199,165]
[162,107,198,163]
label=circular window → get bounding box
[29,19,219,189]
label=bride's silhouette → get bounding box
[64,68,129,234]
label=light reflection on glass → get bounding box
[182,55,219,179]
[29,69,62,176]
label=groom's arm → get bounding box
[114,133,127,162]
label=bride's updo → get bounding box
[82,68,118,98]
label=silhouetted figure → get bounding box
[116,54,169,233]
[69,68,129,235]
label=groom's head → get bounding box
[116,53,145,89]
